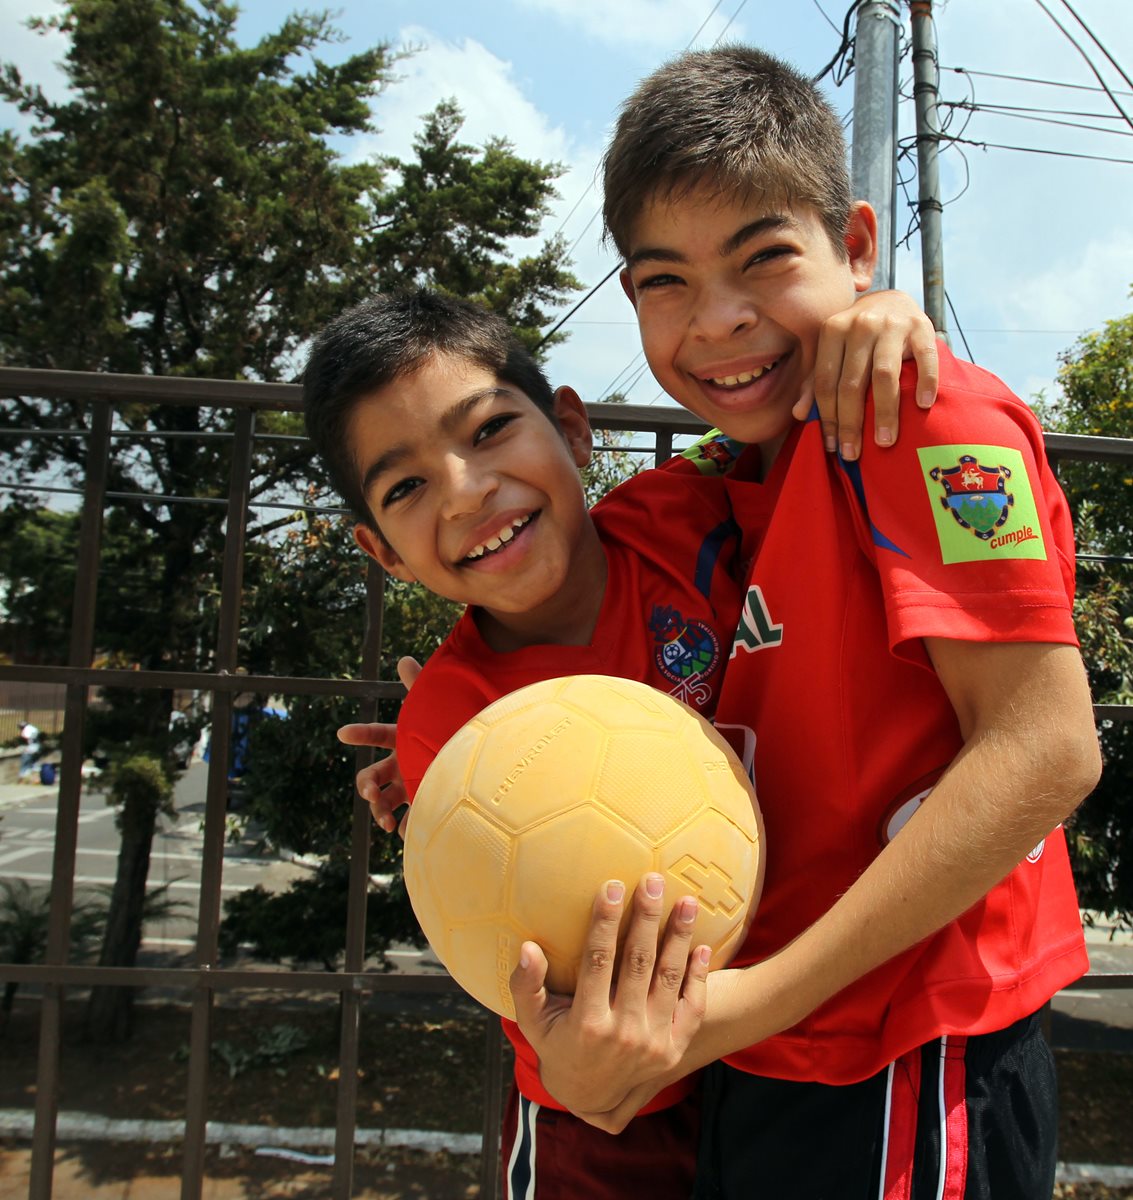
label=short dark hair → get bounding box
[602,45,852,258]
[303,290,556,528]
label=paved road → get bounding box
[0,762,435,972]
[1,765,1131,1044]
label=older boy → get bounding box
[309,286,936,1200]
[510,45,1101,1200]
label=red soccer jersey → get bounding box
[715,343,1087,1085]
[398,445,746,1112]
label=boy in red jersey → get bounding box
[303,286,937,1200]
[509,46,1102,1200]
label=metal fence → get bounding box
[0,365,1131,1200]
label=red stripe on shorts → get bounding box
[881,1045,922,1200]
[939,1035,969,1200]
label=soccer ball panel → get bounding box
[465,701,605,832]
[407,802,513,925]
[510,807,653,979]
[557,674,686,733]
[594,732,707,843]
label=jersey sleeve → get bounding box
[395,641,497,801]
[846,355,1078,659]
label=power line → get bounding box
[714,0,749,45]
[535,264,622,351]
[687,0,728,47]
[1057,0,1133,94]
[1031,0,1133,133]
[940,101,1133,140]
[944,290,975,362]
[942,65,1133,100]
[945,136,1133,166]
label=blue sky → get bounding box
[4,0,1133,414]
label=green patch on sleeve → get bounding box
[917,444,1047,564]
[681,430,746,475]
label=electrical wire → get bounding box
[1057,0,1133,94]
[944,289,975,362]
[1031,0,1133,132]
[714,0,749,45]
[813,0,864,85]
[812,0,842,36]
[944,136,1133,166]
[941,66,1133,99]
[940,101,1133,140]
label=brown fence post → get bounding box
[28,399,112,1200]
[180,406,256,1200]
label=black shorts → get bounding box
[500,1082,700,1200]
[693,1011,1058,1200]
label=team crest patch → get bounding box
[917,444,1048,565]
[681,429,746,475]
[649,604,720,706]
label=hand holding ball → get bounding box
[403,675,764,1018]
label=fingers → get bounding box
[910,328,941,411]
[651,895,700,1003]
[571,880,628,1016]
[338,721,397,750]
[397,656,423,690]
[355,753,407,835]
[613,873,667,1010]
[812,291,940,460]
[509,938,551,1028]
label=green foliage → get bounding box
[1042,296,1133,924]
[218,861,424,972]
[105,752,175,831]
[0,876,186,1015]
[204,1024,310,1079]
[372,100,579,351]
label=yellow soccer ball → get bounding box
[403,674,764,1018]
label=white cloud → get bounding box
[364,28,578,167]
[0,0,69,126]
[512,0,746,51]
[1002,229,1133,336]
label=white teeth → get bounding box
[463,513,533,561]
[709,363,776,387]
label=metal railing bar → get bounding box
[1046,431,1133,462]
[0,964,467,993]
[3,960,1126,997]
[181,407,257,1200]
[1063,973,1133,990]
[30,400,112,1200]
[2,669,1129,722]
[0,664,406,700]
[0,366,707,437]
[333,558,385,1198]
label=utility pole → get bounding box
[850,0,901,290]
[910,0,949,338]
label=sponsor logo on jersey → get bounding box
[681,429,746,475]
[877,767,947,846]
[649,604,720,707]
[729,586,783,658]
[917,444,1048,565]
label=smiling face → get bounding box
[349,353,606,651]
[621,188,877,462]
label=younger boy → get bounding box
[304,286,934,1199]
[509,45,1102,1200]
